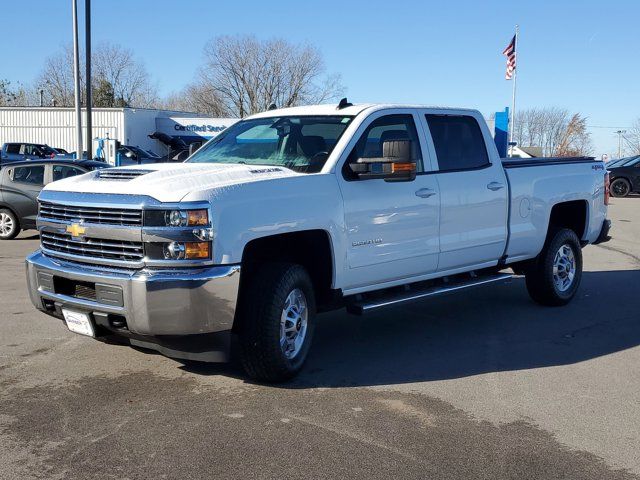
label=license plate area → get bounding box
[62,309,95,337]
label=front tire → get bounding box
[610,178,631,197]
[237,263,316,382]
[0,209,20,240]
[525,228,583,306]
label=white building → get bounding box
[0,107,237,156]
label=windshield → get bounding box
[39,145,58,156]
[188,115,353,173]
[606,158,627,168]
[144,149,160,158]
[620,156,640,167]
[127,146,153,158]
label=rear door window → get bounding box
[5,144,20,154]
[11,165,45,185]
[52,165,85,181]
[425,115,490,171]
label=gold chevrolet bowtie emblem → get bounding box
[66,223,86,238]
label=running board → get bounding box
[346,273,513,315]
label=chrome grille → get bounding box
[40,231,144,262]
[39,201,142,226]
[97,169,150,180]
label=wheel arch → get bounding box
[239,229,337,310]
[547,200,589,241]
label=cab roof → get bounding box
[246,103,481,119]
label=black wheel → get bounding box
[236,263,316,382]
[0,209,20,240]
[525,228,583,306]
[610,178,631,197]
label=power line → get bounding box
[587,125,633,129]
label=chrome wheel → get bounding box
[280,288,308,359]
[0,212,15,237]
[553,244,576,292]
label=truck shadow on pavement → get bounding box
[179,269,640,387]
[285,269,640,388]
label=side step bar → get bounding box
[346,272,513,315]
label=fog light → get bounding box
[185,242,210,259]
[163,242,186,259]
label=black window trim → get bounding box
[9,164,46,186]
[341,112,425,182]
[424,113,492,174]
[52,164,85,182]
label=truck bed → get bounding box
[502,156,597,168]
[503,157,607,264]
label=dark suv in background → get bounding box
[608,155,640,197]
[0,159,106,239]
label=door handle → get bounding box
[487,182,505,191]
[415,188,437,198]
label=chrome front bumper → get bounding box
[26,250,241,361]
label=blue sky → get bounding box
[2,0,639,155]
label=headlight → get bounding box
[145,209,209,227]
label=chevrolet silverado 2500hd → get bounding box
[25,102,612,382]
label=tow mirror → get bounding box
[349,139,417,181]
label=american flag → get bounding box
[503,34,516,80]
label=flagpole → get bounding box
[508,25,519,157]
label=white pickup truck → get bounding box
[26,101,611,382]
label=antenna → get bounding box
[267,103,278,111]
[337,97,353,110]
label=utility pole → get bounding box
[615,130,626,159]
[85,0,92,159]
[72,0,83,160]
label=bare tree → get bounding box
[0,79,30,106]
[514,107,593,156]
[555,114,592,157]
[161,84,229,116]
[189,35,345,117]
[625,118,640,155]
[36,42,157,108]
[92,43,157,107]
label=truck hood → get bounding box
[43,163,301,202]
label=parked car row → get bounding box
[0,142,74,162]
[607,155,640,197]
[1,142,168,165]
[0,159,107,239]
[0,141,182,240]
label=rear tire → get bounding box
[0,209,20,240]
[525,228,582,306]
[236,263,316,382]
[610,178,631,197]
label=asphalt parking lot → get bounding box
[1,197,639,480]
